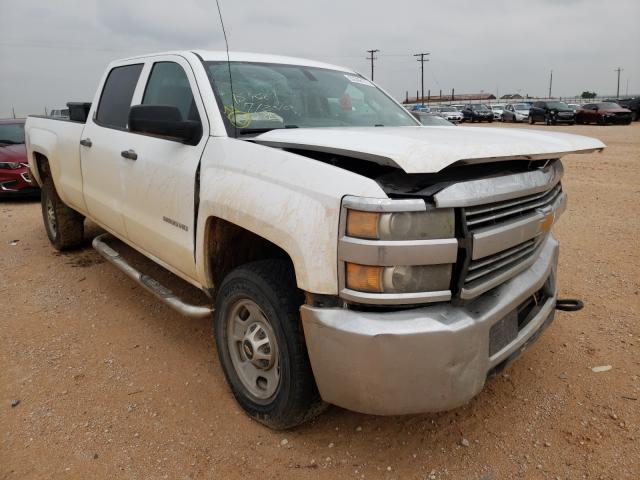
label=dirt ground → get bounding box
[1,122,639,480]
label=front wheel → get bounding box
[213,260,324,429]
[41,176,84,251]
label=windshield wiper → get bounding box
[238,125,298,136]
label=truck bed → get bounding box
[26,115,87,212]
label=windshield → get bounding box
[439,107,455,112]
[204,61,418,134]
[472,104,489,111]
[514,104,530,110]
[546,101,569,109]
[0,123,25,145]
[597,102,621,109]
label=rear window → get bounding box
[95,64,143,129]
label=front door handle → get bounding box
[80,138,92,147]
[120,149,137,160]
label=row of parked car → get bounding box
[410,98,638,126]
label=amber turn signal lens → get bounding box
[345,263,383,293]
[346,210,380,239]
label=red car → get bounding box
[0,118,39,197]
[575,102,633,125]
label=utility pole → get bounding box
[12,107,15,119]
[614,67,623,98]
[366,49,379,81]
[413,52,430,106]
[548,70,553,98]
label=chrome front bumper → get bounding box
[301,235,559,415]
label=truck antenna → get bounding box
[215,0,237,136]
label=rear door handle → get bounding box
[120,149,137,160]
[80,138,92,147]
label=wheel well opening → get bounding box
[205,217,293,294]
[33,152,50,181]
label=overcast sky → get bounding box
[1,0,638,116]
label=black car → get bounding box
[528,101,575,125]
[461,104,494,123]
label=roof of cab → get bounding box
[114,50,354,73]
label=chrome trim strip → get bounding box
[471,193,566,259]
[340,288,451,305]
[461,236,547,299]
[342,195,426,212]
[472,212,545,259]
[338,236,458,266]
[433,160,563,208]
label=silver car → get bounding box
[490,104,505,120]
[501,103,531,123]
[434,106,463,123]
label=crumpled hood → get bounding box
[252,126,605,174]
[0,144,27,164]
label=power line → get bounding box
[366,49,379,81]
[413,52,430,105]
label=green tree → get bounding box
[580,91,597,99]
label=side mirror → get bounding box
[128,105,201,145]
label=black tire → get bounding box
[41,176,84,251]
[529,115,535,125]
[213,259,324,429]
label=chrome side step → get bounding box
[92,233,213,319]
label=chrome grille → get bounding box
[465,183,562,231]
[460,181,564,300]
[464,236,545,288]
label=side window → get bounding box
[142,62,201,123]
[95,64,143,129]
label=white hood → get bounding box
[252,126,605,174]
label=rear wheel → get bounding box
[41,177,84,251]
[213,259,324,429]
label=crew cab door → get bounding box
[118,56,208,279]
[80,61,145,236]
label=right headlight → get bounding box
[346,208,454,240]
[346,263,452,294]
[340,198,457,303]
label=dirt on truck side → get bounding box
[1,122,639,479]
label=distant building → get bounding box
[501,93,524,100]
[403,93,496,104]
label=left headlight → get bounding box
[0,162,22,170]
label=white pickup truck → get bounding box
[25,51,604,429]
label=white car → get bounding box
[489,104,505,120]
[501,103,533,122]
[25,50,605,428]
[434,106,463,123]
